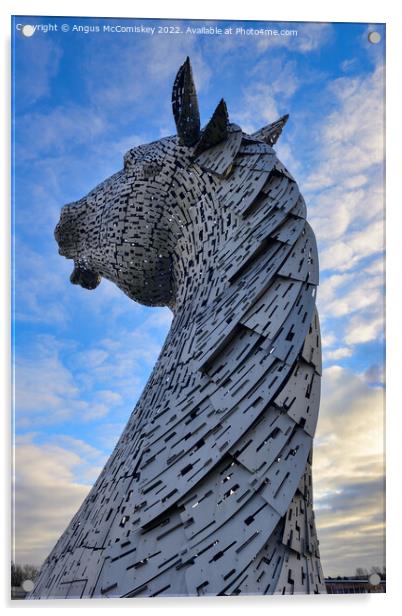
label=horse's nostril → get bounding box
[70,264,101,290]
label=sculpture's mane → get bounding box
[175,114,317,319]
[192,117,307,257]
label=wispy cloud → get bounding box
[17,105,107,163]
[255,22,334,53]
[305,64,384,259]
[14,242,71,326]
[14,300,172,429]
[14,338,112,427]
[318,270,383,318]
[72,310,172,402]
[319,219,383,271]
[299,62,385,368]
[83,26,211,126]
[317,264,384,354]
[232,59,300,134]
[15,37,62,107]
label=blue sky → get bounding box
[12,16,385,577]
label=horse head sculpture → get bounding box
[32,57,326,599]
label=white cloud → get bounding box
[77,349,109,368]
[145,307,174,328]
[343,174,368,189]
[321,331,336,348]
[96,390,123,405]
[309,187,383,250]
[16,353,75,406]
[316,258,384,354]
[318,235,382,273]
[326,347,353,360]
[14,238,156,332]
[318,273,350,304]
[345,314,384,345]
[250,58,300,98]
[318,269,383,318]
[70,329,165,413]
[364,257,384,276]
[14,299,172,431]
[93,421,127,452]
[323,66,384,166]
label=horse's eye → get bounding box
[142,162,162,178]
[123,156,162,178]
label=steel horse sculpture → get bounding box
[30,58,326,598]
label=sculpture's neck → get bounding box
[133,191,235,422]
[169,258,226,324]
[167,187,234,318]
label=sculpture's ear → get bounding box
[193,98,229,157]
[251,114,289,145]
[172,57,201,147]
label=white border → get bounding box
[2,1,401,614]
[0,0,392,22]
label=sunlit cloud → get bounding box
[13,435,93,565]
[314,365,385,576]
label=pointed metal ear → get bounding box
[251,114,289,145]
[193,98,229,157]
[172,57,201,147]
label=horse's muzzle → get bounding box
[70,263,101,290]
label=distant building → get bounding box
[325,579,386,594]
